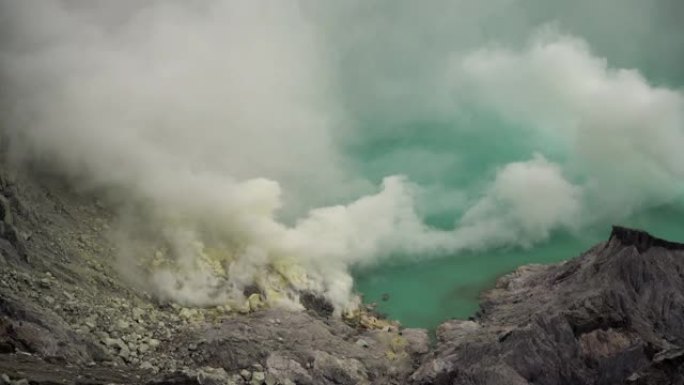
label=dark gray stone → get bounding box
[412,227,684,385]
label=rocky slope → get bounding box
[2,154,684,385]
[411,226,684,385]
[0,160,427,385]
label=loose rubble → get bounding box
[0,163,427,384]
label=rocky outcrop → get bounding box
[412,226,684,385]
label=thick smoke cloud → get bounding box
[457,33,684,224]
[458,154,582,249]
[2,0,683,311]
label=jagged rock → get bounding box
[84,319,97,330]
[299,291,334,317]
[243,284,263,298]
[435,319,480,344]
[140,361,158,372]
[240,369,251,381]
[132,307,145,320]
[138,343,150,354]
[146,371,202,385]
[247,294,264,312]
[311,350,367,385]
[179,308,417,384]
[412,226,684,385]
[265,352,312,384]
[401,329,430,356]
[0,293,104,363]
[263,372,277,385]
[250,371,265,385]
[196,367,231,385]
[610,226,684,253]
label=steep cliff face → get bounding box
[412,226,684,385]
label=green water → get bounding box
[346,102,684,329]
[349,108,684,329]
[338,1,684,329]
[354,233,590,329]
[354,208,684,329]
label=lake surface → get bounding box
[354,210,684,329]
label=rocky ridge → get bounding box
[411,226,684,385]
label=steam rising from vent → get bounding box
[2,1,683,313]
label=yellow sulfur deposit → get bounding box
[389,335,407,353]
[199,245,235,277]
[248,293,264,311]
[271,257,310,289]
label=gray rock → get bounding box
[412,227,684,385]
[311,350,367,385]
[265,352,312,384]
[435,319,480,343]
[197,367,231,385]
[240,369,251,380]
[138,343,150,354]
[402,328,430,355]
[116,319,130,330]
[174,305,425,384]
[118,348,130,359]
[132,307,145,320]
[263,373,277,385]
[228,374,246,385]
[94,330,110,340]
[250,371,265,385]
[104,337,131,359]
[38,277,50,288]
[139,361,157,372]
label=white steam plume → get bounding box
[0,0,441,311]
[456,33,684,223]
[2,1,684,313]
